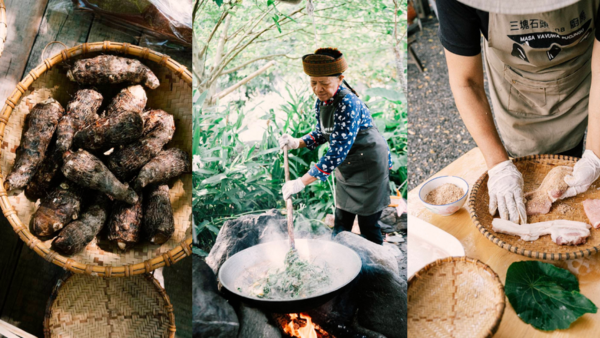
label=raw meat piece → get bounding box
[61,149,138,204]
[107,109,175,180]
[525,166,573,216]
[134,148,190,190]
[492,218,591,246]
[67,55,160,89]
[72,111,143,151]
[30,181,83,238]
[4,99,64,191]
[108,192,143,250]
[52,193,110,255]
[105,85,147,117]
[583,199,600,228]
[143,184,174,245]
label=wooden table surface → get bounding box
[0,1,192,337]
[408,147,600,337]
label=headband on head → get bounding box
[302,47,348,76]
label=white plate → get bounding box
[407,215,465,278]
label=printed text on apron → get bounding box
[484,0,599,156]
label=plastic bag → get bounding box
[72,0,192,46]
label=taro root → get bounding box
[134,148,191,190]
[67,55,160,89]
[105,85,147,117]
[61,149,138,204]
[30,180,82,238]
[107,109,175,180]
[108,191,143,250]
[52,193,110,255]
[24,142,63,201]
[143,184,174,245]
[72,111,143,151]
[4,99,64,191]
[55,116,76,155]
[56,89,103,152]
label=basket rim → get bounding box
[468,154,597,261]
[0,41,192,277]
[407,256,506,338]
[43,272,176,338]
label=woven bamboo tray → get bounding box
[44,273,175,338]
[407,256,505,338]
[469,154,600,260]
[0,41,192,277]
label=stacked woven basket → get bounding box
[0,41,191,337]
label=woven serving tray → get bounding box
[0,41,192,277]
[407,256,505,338]
[44,273,175,338]
[469,154,600,260]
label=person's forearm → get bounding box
[301,172,317,186]
[452,83,508,168]
[298,139,307,149]
[586,40,600,157]
[445,50,508,169]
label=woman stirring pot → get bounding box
[279,48,393,245]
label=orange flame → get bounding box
[283,313,318,338]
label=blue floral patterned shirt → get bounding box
[301,86,393,181]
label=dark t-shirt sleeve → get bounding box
[437,0,484,56]
[596,6,600,41]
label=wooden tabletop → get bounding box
[0,1,191,336]
[408,147,600,337]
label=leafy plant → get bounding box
[193,85,407,254]
[505,261,597,331]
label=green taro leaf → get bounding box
[505,261,597,331]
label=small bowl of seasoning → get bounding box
[419,176,469,216]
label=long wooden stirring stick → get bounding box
[283,146,296,250]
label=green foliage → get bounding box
[505,261,597,331]
[193,85,406,252]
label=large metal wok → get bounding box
[218,238,362,313]
[218,147,363,313]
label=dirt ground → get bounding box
[407,17,491,190]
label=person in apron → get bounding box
[437,0,600,224]
[279,48,392,245]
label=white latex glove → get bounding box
[562,150,600,199]
[282,178,305,200]
[278,134,300,150]
[488,160,527,224]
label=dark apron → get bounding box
[319,89,391,216]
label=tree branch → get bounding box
[215,61,277,100]
[208,6,305,87]
[199,10,229,60]
[221,53,287,75]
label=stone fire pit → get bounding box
[193,209,407,338]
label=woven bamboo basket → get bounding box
[44,273,175,338]
[469,154,600,260]
[407,256,505,338]
[0,41,192,277]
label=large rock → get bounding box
[193,255,239,338]
[237,303,282,338]
[334,231,400,276]
[355,266,407,338]
[379,207,407,232]
[206,209,287,274]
